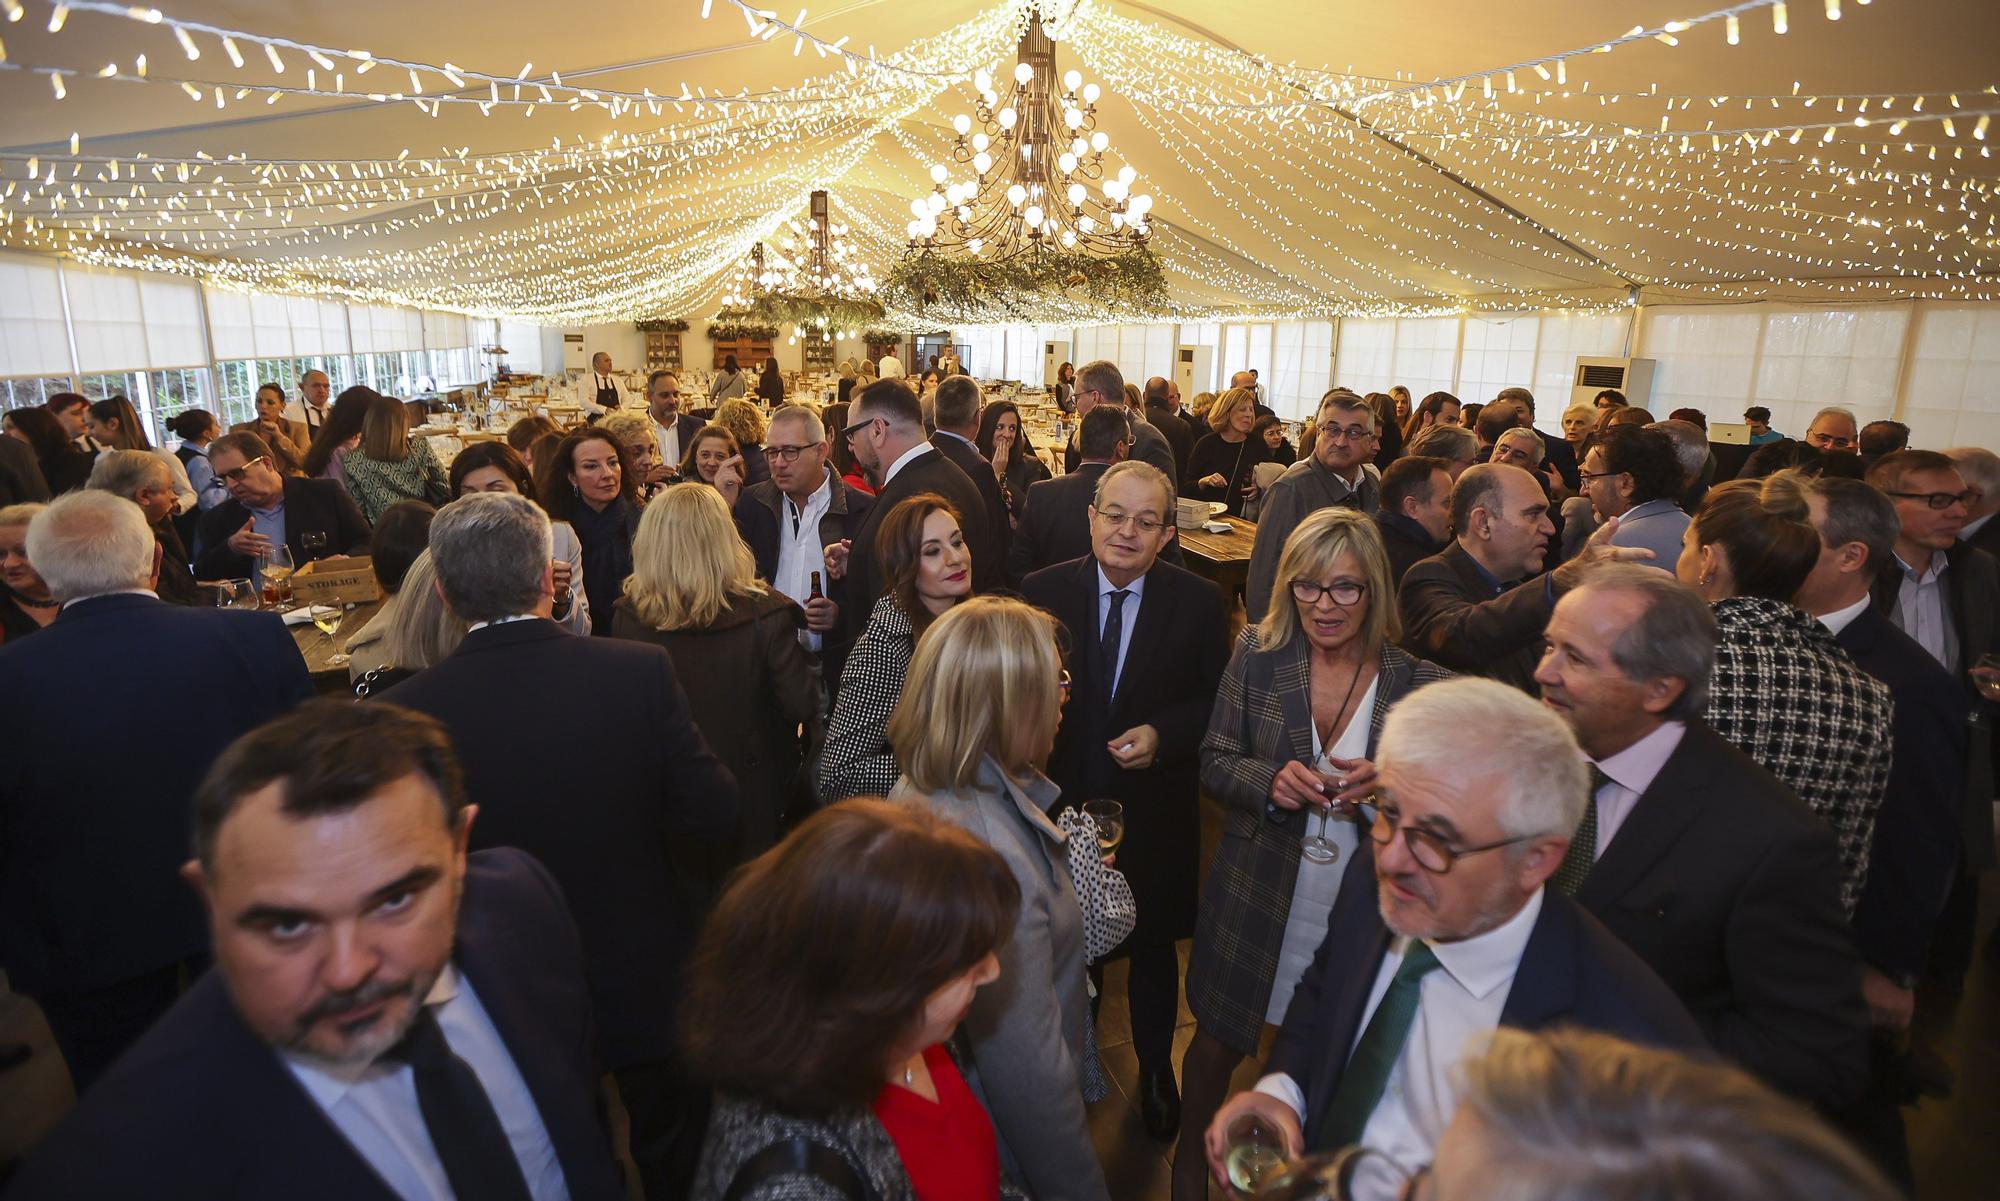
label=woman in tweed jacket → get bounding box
[1174,509,1449,1201]
[1678,480,1892,915]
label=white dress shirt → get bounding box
[1256,889,1547,1188]
[1892,549,1958,670]
[1587,720,1687,858]
[1095,565,1145,697]
[284,399,332,439]
[879,441,932,489]
[774,472,835,651]
[1816,593,1874,638]
[650,415,683,468]
[579,374,635,417]
[282,966,570,1201]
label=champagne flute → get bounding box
[1082,799,1125,858]
[1223,1112,1288,1196]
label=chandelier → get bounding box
[716,189,884,337]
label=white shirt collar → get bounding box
[467,613,542,632]
[1095,563,1147,601]
[61,587,157,610]
[1817,593,1874,637]
[282,964,461,1107]
[881,441,932,488]
[936,429,978,451]
[1424,886,1545,1000]
[787,472,833,518]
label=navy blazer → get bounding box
[1838,605,1966,978]
[932,432,1012,587]
[840,447,995,646]
[382,619,738,1070]
[193,475,372,580]
[1006,463,1183,587]
[0,594,312,997]
[1266,839,1702,1138]
[9,849,625,1201]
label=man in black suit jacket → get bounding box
[1494,386,1581,492]
[1204,678,1700,1183]
[1007,406,1184,584]
[1062,360,1178,484]
[11,701,625,1200]
[194,431,371,580]
[0,491,313,1090]
[1374,455,1452,589]
[1538,568,1870,1107]
[1950,446,2000,562]
[0,431,50,504]
[1143,376,1195,479]
[1022,461,1229,1139]
[642,370,707,477]
[932,376,1012,577]
[833,379,997,639]
[381,493,737,1200]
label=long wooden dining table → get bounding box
[1177,514,1257,602]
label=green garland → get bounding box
[705,311,781,342]
[881,245,1167,321]
[709,293,886,337]
[634,318,690,333]
[860,329,902,346]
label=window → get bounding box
[0,255,72,378]
[1458,314,1540,410]
[1335,318,1396,394]
[1638,307,1762,418]
[0,376,71,412]
[1903,306,2000,450]
[1391,317,1460,402]
[1753,306,1907,434]
[145,368,212,446]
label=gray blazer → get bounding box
[1608,497,1689,568]
[891,758,1110,1201]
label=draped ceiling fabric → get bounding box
[0,0,1993,326]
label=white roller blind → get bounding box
[1638,306,1762,416]
[136,274,208,367]
[422,310,469,350]
[287,296,352,357]
[499,321,544,375]
[1459,314,1540,412]
[204,287,256,360]
[248,292,296,358]
[1392,316,1459,400]
[353,305,424,353]
[1904,306,2000,449]
[1533,312,1631,403]
[64,265,150,372]
[0,253,73,377]
[1335,318,1396,393]
[1752,306,1907,433]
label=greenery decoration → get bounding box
[633,318,690,332]
[881,245,1168,321]
[860,329,902,346]
[706,314,782,342]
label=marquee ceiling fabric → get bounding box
[0,0,1993,325]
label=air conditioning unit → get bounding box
[1043,340,1071,386]
[1174,345,1215,398]
[1570,356,1655,411]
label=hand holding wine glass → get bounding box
[1975,654,2000,702]
[1082,799,1124,865]
[1205,1092,1302,1196]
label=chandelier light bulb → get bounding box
[1067,182,1086,205]
[1129,193,1153,215]
[1078,215,1097,233]
[973,152,993,173]
[1022,204,1044,226]
[971,132,991,152]
[926,193,947,214]
[1060,229,1078,247]
[1082,82,1101,104]
[909,198,928,218]
[1065,108,1084,129]
[1090,131,1110,152]
[998,108,1017,129]
[1014,62,1034,84]
[974,68,992,91]
[1007,183,1028,206]
[1103,178,1128,201]
[1059,152,1078,173]
[1118,165,1138,185]
[968,237,984,254]
[1064,70,1082,91]
[952,114,972,135]
[930,164,948,183]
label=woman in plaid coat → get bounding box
[1172,509,1449,1201]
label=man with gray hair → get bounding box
[733,403,873,656]
[1066,358,1177,484]
[1804,406,1861,454]
[1245,389,1383,622]
[1204,677,1699,1183]
[931,374,1012,573]
[1534,565,1869,1107]
[0,490,312,1089]
[1946,445,2000,561]
[1648,418,1715,510]
[384,491,738,1199]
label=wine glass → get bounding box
[1249,1146,1419,1201]
[300,530,328,562]
[1223,1112,1288,1196]
[1303,770,1347,865]
[1975,654,2000,702]
[1082,799,1125,858]
[313,602,353,668]
[259,545,295,608]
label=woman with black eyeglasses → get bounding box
[1172,507,1450,1201]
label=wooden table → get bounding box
[291,596,388,694]
[1178,514,1257,600]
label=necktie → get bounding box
[1101,589,1129,701]
[1553,765,1608,897]
[386,1006,536,1201]
[1310,941,1442,1151]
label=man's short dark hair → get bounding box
[1595,389,1627,406]
[1476,405,1521,445]
[1381,455,1450,513]
[1077,405,1132,461]
[853,378,923,430]
[369,501,437,594]
[1595,426,1685,505]
[1495,386,1536,416]
[1858,420,1909,457]
[1809,475,1902,577]
[645,369,677,395]
[933,376,981,431]
[1866,448,1960,495]
[210,430,274,465]
[46,392,89,415]
[1744,406,1772,424]
[192,700,465,870]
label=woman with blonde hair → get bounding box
[836,357,859,406]
[613,485,819,865]
[351,549,468,696]
[888,596,1110,1201]
[341,392,449,523]
[715,397,772,488]
[1183,386,1268,518]
[1172,507,1449,1201]
[598,410,672,501]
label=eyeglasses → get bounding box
[1290,579,1367,606]
[1357,799,1539,874]
[1578,469,1619,483]
[216,456,269,484]
[763,443,817,463]
[1092,507,1166,534]
[1058,668,1073,698]
[841,415,881,439]
[1319,424,1376,444]
[1887,489,1977,510]
[1808,434,1854,449]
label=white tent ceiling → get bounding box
[0,0,1994,325]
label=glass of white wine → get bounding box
[1082,799,1125,859]
[313,603,352,668]
[1224,1112,1288,1196]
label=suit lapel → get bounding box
[1576,726,1714,908]
[1273,635,1318,766]
[1495,895,1578,1027]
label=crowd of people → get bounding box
[0,357,1991,1201]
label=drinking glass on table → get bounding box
[312,603,354,668]
[1082,799,1125,859]
[300,530,328,561]
[1223,1111,1289,1196]
[1975,654,2000,702]
[208,578,258,610]
[259,545,295,608]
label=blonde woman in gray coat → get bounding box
[888,596,1111,1201]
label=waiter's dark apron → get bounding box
[596,376,620,410]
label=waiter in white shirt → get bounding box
[1202,679,1700,1199]
[581,353,638,417]
[282,370,335,441]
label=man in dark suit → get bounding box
[1063,359,1177,483]
[734,403,873,658]
[1400,464,1643,692]
[1010,405,1175,585]
[0,431,51,504]
[1495,386,1580,492]
[1948,447,2000,561]
[10,700,626,1200]
[1143,375,1195,480]
[383,493,737,1200]
[1536,567,1870,1107]
[1022,461,1229,1140]
[1203,678,1701,1182]
[194,431,371,580]
[643,370,706,478]
[1867,450,1997,991]
[1374,455,1451,589]
[931,375,1012,577]
[0,490,313,1091]
[833,378,997,634]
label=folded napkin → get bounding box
[280,604,341,627]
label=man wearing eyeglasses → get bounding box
[644,371,702,474]
[1022,461,1229,1142]
[1245,391,1383,623]
[1063,359,1178,485]
[193,431,370,585]
[1204,677,1700,1191]
[1803,406,1861,454]
[733,404,874,659]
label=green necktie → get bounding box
[1309,941,1442,1151]
[1553,765,1609,897]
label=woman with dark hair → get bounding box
[1256,413,1298,468]
[686,799,1026,1201]
[167,409,228,510]
[756,355,786,406]
[84,396,196,514]
[300,386,374,483]
[1364,393,1402,468]
[449,439,588,635]
[341,392,449,523]
[230,383,310,475]
[975,400,1050,524]
[816,494,971,803]
[1676,480,1893,912]
[1399,389,1462,445]
[342,500,438,678]
[540,428,639,636]
[505,413,562,456]
[3,408,93,495]
[678,424,745,507]
[823,402,874,494]
[710,352,748,401]
[1053,361,1077,413]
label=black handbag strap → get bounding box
[722,1136,875,1201]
